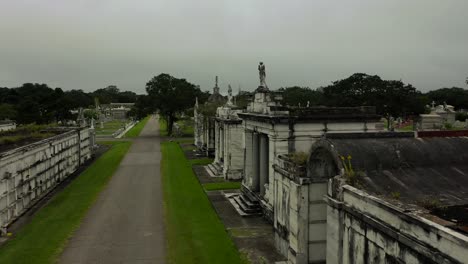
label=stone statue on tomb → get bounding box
[258,62,266,87]
[227,84,234,106]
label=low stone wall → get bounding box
[0,128,93,233]
[326,186,468,264]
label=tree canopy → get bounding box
[146,73,203,135]
[280,86,323,107]
[321,73,427,118]
[425,87,468,110]
[0,83,139,124]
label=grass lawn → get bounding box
[94,120,127,136]
[203,182,241,191]
[190,158,213,166]
[0,141,132,264]
[159,118,168,136]
[159,117,194,137]
[124,116,150,138]
[162,142,246,264]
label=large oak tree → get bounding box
[146,73,201,135]
[322,73,427,119]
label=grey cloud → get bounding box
[0,0,467,94]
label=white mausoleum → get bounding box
[0,128,94,234]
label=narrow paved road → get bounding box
[60,116,165,264]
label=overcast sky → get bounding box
[1,0,467,94]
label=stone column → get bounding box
[244,130,253,188]
[220,127,224,163]
[252,132,260,192]
[214,122,220,162]
[259,134,269,195]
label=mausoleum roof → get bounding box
[239,106,381,123]
[308,134,468,234]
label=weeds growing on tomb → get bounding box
[340,154,364,188]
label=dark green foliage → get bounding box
[130,95,154,119]
[456,112,467,121]
[322,73,427,118]
[235,91,253,108]
[425,87,468,110]
[280,86,323,107]
[0,84,138,125]
[91,85,138,104]
[0,103,17,120]
[146,73,203,135]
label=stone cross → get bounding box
[431,101,436,109]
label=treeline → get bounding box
[280,73,468,119]
[0,83,139,124]
[3,73,468,126]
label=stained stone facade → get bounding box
[419,103,457,130]
[193,76,226,156]
[313,134,468,264]
[201,67,468,263]
[0,128,93,234]
[206,101,245,180]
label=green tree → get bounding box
[131,95,154,119]
[146,74,200,135]
[280,86,323,107]
[0,104,17,120]
[425,87,468,110]
[322,73,426,119]
[17,99,41,124]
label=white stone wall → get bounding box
[0,123,16,132]
[326,186,468,264]
[221,123,244,180]
[0,128,92,232]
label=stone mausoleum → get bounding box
[194,76,225,156]
[206,85,246,180]
[0,127,94,234]
[200,63,468,264]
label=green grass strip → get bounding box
[159,118,168,136]
[124,116,150,138]
[0,141,132,264]
[162,142,246,264]
[190,158,214,166]
[203,182,242,191]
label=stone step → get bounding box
[226,193,262,217]
[204,163,223,178]
[239,193,259,208]
[235,196,261,214]
[242,186,260,205]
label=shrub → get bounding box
[288,152,308,166]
